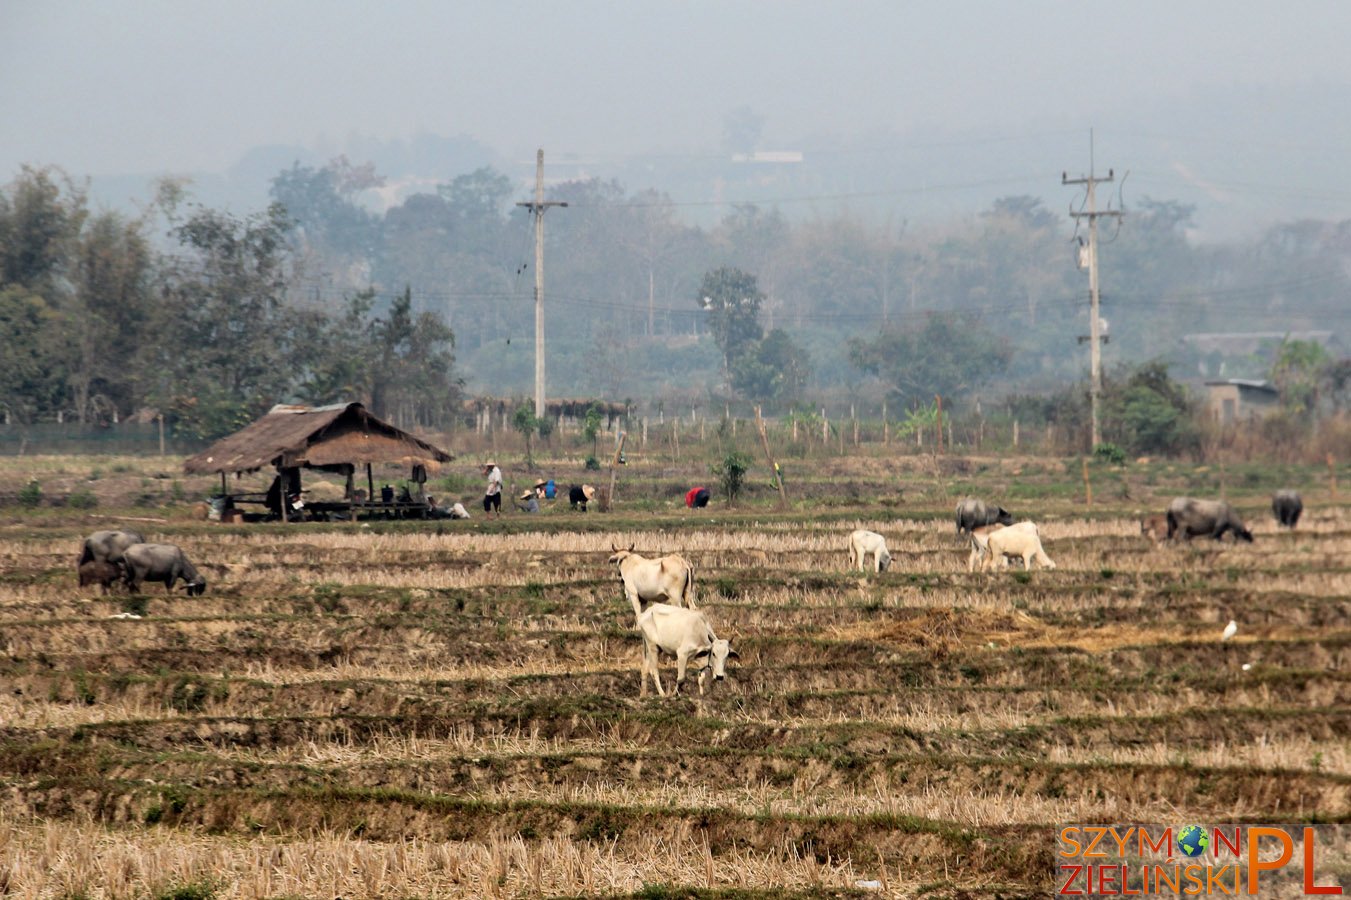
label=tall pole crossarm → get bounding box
[515,149,568,419]
[1062,164,1121,450]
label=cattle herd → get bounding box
[77,530,206,596]
[76,488,1303,697]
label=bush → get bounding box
[67,488,98,509]
[710,451,753,504]
[18,480,41,508]
[1093,442,1127,465]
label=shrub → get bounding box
[17,480,41,508]
[710,451,753,505]
[1093,442,1126,465]
[67,488,98,509]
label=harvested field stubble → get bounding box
[0,467,1347,897]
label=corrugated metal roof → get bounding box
[182,402,453,475]
[1204,378,1278,392]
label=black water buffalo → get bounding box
[118,543,206,595]
[955,498,1014,535]
[1166,497,1253,542]
[78,559,124,594]
[78,529,146,566]
[1272,489,1303,528]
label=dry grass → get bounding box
[0,814,896,899]
[0,492,1347,897]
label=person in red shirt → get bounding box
[685,486,710,508]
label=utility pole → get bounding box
[1063,134,1121,449]
[516,150,568,418]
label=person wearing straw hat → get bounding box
[481,461,503,518]
[568,483,596,511]
[515,489,540,514]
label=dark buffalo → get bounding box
[78,559,124,594]
[955,498,1014,535]
[79,529,146,566]
[1272,490,1303,528]
[118,543,206,595]
[1166,497,1253,542]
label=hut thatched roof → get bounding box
[183,403,454,475]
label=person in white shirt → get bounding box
[481,461,503,518]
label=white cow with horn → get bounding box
[608,544,697,620]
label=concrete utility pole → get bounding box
[1063,135,1121,449]
[516,150,568,418]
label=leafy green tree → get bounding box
[0,166,87,291]
[68,210,152,422]
[0,286,67,422]
[152,203,294,440]
[1101,360,1198,456]
[710,451,753,505]
[582,401,605,458]
[369,286,462,428]
[730,328,811,410]
[848,312,1012,410]
[1269,338,1331,415]
[291,289,377,406]
[270,157,381,259]
[697,267,764,377]
[513,402,541,467]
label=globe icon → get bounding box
[1177,825,1209,858]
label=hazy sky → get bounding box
[5,0,1351,227]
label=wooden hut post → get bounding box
[279,466,288,523]
[366,463,375,504]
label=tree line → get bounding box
[0,166,461,439]
[1,159,1348,446]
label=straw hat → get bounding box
[582,484,596,500]
[483,460,497,469]
[520,490,535,500]
[533,479,548,488]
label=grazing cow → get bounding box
[637,603,739,697]
[608,544,696,619]
[1272,490,1303,528]
[1166,497,1253,542]
[955,498,1014,536]
[118,543,207,595]
[78,559,124,594]
[967,521,1039,572]
[984,525,1056,571]
[78,529,146,566]
[1140,514,1169,543]
[848,529,892,572]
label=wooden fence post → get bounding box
[935,394,943,455]
[756,406,788,508]
[1082,458,1092,509]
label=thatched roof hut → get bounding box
[183,402,453,476]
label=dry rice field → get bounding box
[0,460,1348,898]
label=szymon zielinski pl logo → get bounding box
[1058,825,1347,896]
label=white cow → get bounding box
[983,524,1057,571]
[967,521,1040,572]
[608,545,697,620]
[847,529,892,572]
[637,603,739,697]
